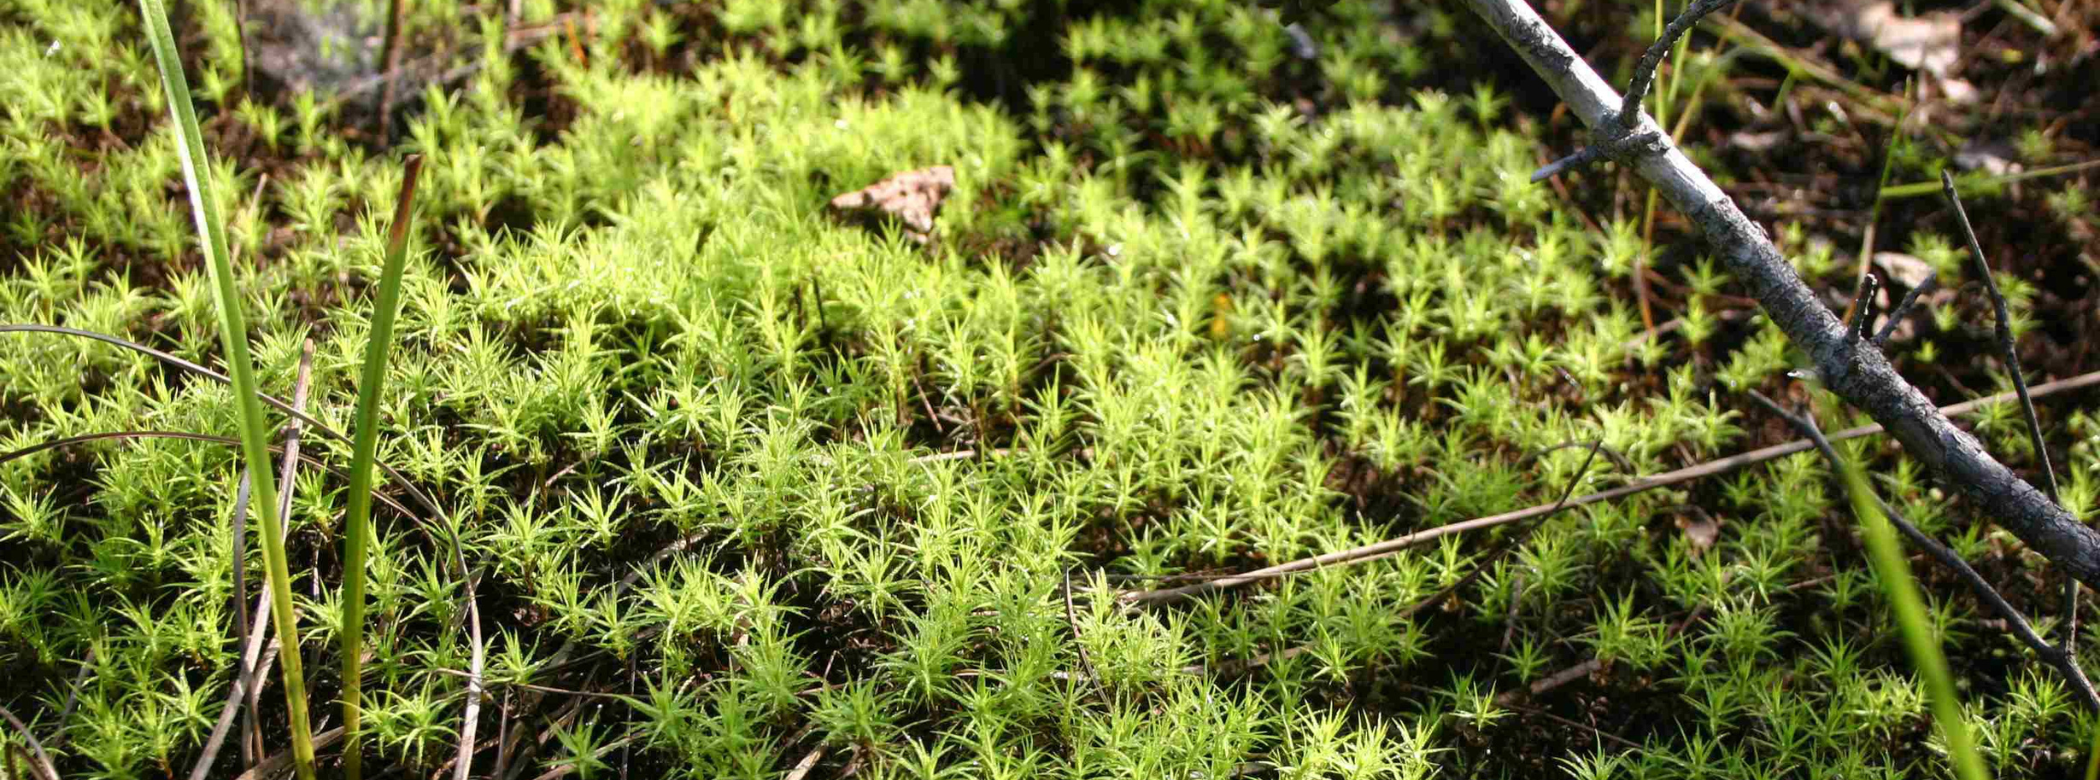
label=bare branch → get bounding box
[1496,658,1601,706]
[454,573,488,780]
[1747,390,2100,714]
[524,731,643,780]
[492,692,515,780]
[1941,171,2058,504]
[784,745,828,780]
[1940,169,2077,658]
[377,0,409,141]
[228,468,251,755]
[1619,0,1741,129]
[1873,271,1938,347]
[1533,0,1737,181]
[1531,129,1665,182]
[1508,705,1642,749]
[1848,273,1880,346]
[1531,143,1609,183]
[1463,0,2100,589]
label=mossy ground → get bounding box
[3,0,2100,777]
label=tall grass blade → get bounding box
[1838,454,1990,780]
[133,0,315,777]
[2087,723,2100,780]
[340,153,425,780]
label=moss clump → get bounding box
[0,0,2088,778]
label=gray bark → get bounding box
[1459,0,2100,585]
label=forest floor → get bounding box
[3,0,2100,777]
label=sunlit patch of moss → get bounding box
[0,0,2086,777]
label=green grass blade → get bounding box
[133,0,315,777]
[1838,453,1990,780]
[340,153,426,780]
[1879,159,2100,200]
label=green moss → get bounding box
[0,0,2088,777]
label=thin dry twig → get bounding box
[231,727,347,780]
[0,325,449,523]
[1873,271,1939,347]
[1184,442,1610,678]
[192,628,279,780]
[453,569,488,780]
[1847,273,1881,346]
[1496,658,1603,706]
[377,0,409,141]
[1186,644,1312,677]
[908,448,1012,464]
[233,0,251,98]
[783,744,829,780]
[0,705,58,780]
[229,463,253,753]
[42,645,94,751]
[508,706,633,780]
[1620,0,1742,128]
[1123,368,2100,605]
[1535,0,1741,183]
[523,731,643,780]
[1941,170,2073,649]
[320,13,578,118]
[1507,704,1642,750]
[491,692,514,780]
[1064,568,1102,695]
[430,670,628,702]
[428,731,507,780]
[1488,606,1713,710]
[498,698,587,780]
[836,744,867,779]
[1398,442,1610,621]
[1500,573,1526,654]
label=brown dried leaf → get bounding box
[1678,510,1722,555]
[1869,251,1953,343]
[1805,0,1974,100]
[1853,2,1959,76]
[829,165,956,239]
[1872,251,1934,289]
[1727,129,1789,153]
